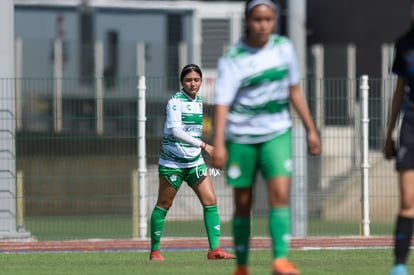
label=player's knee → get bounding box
[269,193,289,206]
[234,204,252,217]
[202,197,217,206]
[157,200,173,210]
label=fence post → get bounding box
[131,169,139,239]
[311,44,325,130]
[347,44,359,168]
[53,38,63,133]
[178,41,188,74]
[136,42,145,76]
[360,75,370,236]
[16,170,25,232]
[137,75,147,239]
[95,41,104,135]
[15,37,23,132]
[381,43,395,132]
[0,0,18,236]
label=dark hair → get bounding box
[244,0,277,18]
[180,64,202,82]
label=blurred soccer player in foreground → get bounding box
[384,1,414,274]
[212,1,321,274]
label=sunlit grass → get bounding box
[0,249,399,275]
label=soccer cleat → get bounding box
[272,258,300,275]
[207,247,236,260]
[390,264,408,275]
[149,250,164,261]
[233,265,249,275]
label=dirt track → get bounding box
[0,237,397,253]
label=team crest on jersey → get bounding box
[227,163,241,179]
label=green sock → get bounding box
[233,216,251,265]
[269,207,290,259]
[150,206,168,251]
[203,205,220,250]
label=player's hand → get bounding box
[383,138,397,160]
[203,143,214,157]
[307,130,321,156]
[211,144,227,170]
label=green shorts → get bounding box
[226,129,292,188]
[159,163,207,190]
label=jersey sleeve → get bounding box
[287,41,301,86]
[165,98,182,128]
[214,57,240,106]
[171,127,202,147]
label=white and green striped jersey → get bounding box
[214,34,300,144]
[159,90,205,168]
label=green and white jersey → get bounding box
[159,90,204,168]
[214,35,300,144]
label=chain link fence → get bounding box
[0,76,399,240]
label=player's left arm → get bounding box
[289,84,321,156]
[167,98,204,149]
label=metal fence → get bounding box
[0,75,400,240]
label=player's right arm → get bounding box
[212,57,238,170]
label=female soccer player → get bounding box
[149,64,235,261]
[384,2,414,273]
[212,1,321,274]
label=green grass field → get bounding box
[0,249,405,275]
[17,215,400,274]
